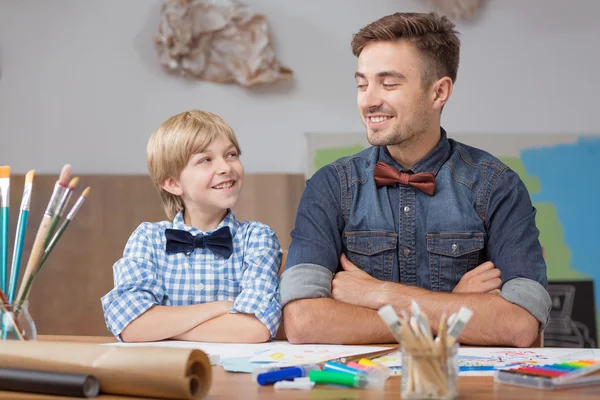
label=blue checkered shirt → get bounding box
[101,210,282,340]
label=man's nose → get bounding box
[359,86,384,111]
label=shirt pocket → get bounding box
[345,231,398,281]
[427,232,484,292]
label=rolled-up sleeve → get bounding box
[101,224,165,340]
[501,278,552,330]
[280,165,345,307]
[486,168,551,329]
[230,224,282,339]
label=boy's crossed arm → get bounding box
[171,313,270,343]
[120,301,233,343]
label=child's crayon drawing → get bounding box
[249,344,392,363]
[371,347,600,376]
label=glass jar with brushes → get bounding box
[1,299,37,341]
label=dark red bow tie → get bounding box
[373,161,436,195]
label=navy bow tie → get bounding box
[165,226,233,258]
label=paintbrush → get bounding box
[45,176,79,247]
[0,166,10,294]
[16,165,71,302]
[7,170,35,303]
[20,187,90,301]
[41,187,90,267]
[2,171,35,340]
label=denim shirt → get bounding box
[280,129,551,328]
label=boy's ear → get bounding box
[161,176,183,196]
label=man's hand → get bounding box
[453,261,502,294]
[332,254,386,308]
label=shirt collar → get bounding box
[171,209,239,238]
[378,127,451,176]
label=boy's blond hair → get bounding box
[147,110,242,220]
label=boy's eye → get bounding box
[227,152,238,159]
[197,158,210,164]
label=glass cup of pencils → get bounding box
[1,299,37,341]
[401,343,459,400]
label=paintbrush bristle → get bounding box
[67,176,79,190]
[25,170,35,184]
[58,164,71,186]
[82,187,91,198]
[0,166,10,178]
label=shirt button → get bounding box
[404,206,410,214]
[196,283,204,291]
[451,243,458,252]
[404,248,411,256]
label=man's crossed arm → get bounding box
[283,255,539,347]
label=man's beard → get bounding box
[367,122,422,147]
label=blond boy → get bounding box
[102,110,282,343]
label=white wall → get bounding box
[1,0,598,174]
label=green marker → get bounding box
[309,370,378,388]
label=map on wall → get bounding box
[306,132,600,345]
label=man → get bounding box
[280,12,551,347]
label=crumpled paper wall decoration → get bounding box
[430,0,482,21]
[154,0,293,86]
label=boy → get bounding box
[101,110,282,343]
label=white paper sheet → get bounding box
[107,340,392,364]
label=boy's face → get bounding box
[165,134,244,217]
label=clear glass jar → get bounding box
[1,300,37,341]
[401,343,459,399]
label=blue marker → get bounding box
[256,365,320,386]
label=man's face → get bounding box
[356,40,434,147]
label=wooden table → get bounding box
[1,336,598,399]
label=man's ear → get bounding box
[161,176,183,196]
[431,76,453,110]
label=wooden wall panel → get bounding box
[6,174,305,336]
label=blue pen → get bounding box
[256,365,320,386]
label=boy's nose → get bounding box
[216,159,232,174]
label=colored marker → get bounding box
[256,365,320,386]
[323,362,386,389]
[309,370,383,389]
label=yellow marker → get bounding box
[358,358,379,367]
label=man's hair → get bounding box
[147,110,241,220]
[351,12,460,87]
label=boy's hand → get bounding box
[453,261,502,294]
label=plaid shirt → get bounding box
[101,210,282,340]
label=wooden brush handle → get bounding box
[16,217,52,302]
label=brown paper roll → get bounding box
[0,341,211,400]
